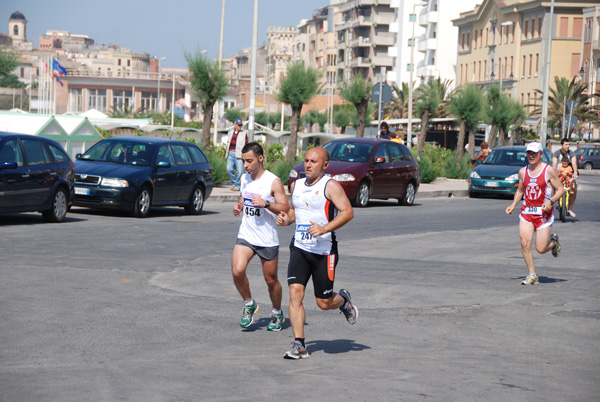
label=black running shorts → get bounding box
[287,240,339,299]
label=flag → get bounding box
[52,58,67,87]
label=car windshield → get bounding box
[323,141,374,162]
[483,149,550,166]
[81,141,155,166]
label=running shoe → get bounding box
[284,340,309,360]
[267,312,285,331]
[521,273,539,285]
[338,289,358,325]
[240,301,259,328]
[550,233,561,258]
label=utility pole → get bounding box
[248,0,259,141]
[213,0,226,145]
[540,0,555,147]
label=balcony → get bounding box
[418,10,439,27]
[417,37,437,52]
[372,32,394,46]
[372,55,393,67]
[350,57,371,68]
[349,36,371,47]
[372,13,394,25]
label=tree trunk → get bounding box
[497,129,506,147]
[467,128,476,160]
[286,106,302,160]
[201,102,214,150]
[417,109,430,156]
[488,124,497,149]
[355,99,369,138]
[456,119,466,168]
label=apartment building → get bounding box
[453,0,595,114]
[581,6,600,106]
[267,26,298,95]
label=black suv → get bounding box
[0,133,75,222]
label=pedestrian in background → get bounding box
[379,122,392,139]
[226,118,248,191]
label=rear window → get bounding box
[171,144,192,165]
[187,145,207,163]
[48,144,69,162]
[22,139,50,166]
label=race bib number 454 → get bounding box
[243,198,262,217]
[296,223,316,244]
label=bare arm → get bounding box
[506,167,525,215]
[570,155,579,178]
[233,195,243,217]
[308,180,354,237]
[276,181,295,226]
[543,166,565,212]
[251,178,289,215]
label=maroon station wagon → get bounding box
[288,138,420,207]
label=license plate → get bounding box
[485,181,499,187]
[74,187,90,195]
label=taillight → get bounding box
[578,156,583,162]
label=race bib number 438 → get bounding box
[243,198,261,217]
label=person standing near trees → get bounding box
[276,147,357,359]
[232,142,290,330]
[226,118,248,191]
[552,138,578,218]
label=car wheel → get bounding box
[354,181,370,208]
[42,187,68,223]
[469,191,479,198]
[184,185,204,215]
[131,186,151,218]
[583,162,592,171]
[399,182,416,206]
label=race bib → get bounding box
[523,206,543,215]
[243,198,262,217]
[295,223,316,244]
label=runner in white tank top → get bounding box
[231,143,289,330]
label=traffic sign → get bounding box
[371,82,392,105]
[565,101,580,111]
[565,115,578,130]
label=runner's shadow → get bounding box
[241,316,292,332]
[513,275,567,284]
[305,339,370,355]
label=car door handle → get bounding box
[50,172,57,176]
[21,173,30,178]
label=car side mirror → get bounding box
[157,161,171,168]
[0,161,18,170]
[76,153,82,159]
[374,156,386,164]
[475,160,482,165]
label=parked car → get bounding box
[288,138,420,207]
[73,137,213,217]
[574,146,600,170]
[0,133,74,222]
[468,145,552,197]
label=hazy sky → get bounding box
[0,0,329,68]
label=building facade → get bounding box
[581,5,600,106]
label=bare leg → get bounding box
[519,221,536,275]
[315,293,346,311]
[568,181,577,217]
[261,255,282,310]
[534,226,555,255]
[232,244,255,301]
[289,283,306,339]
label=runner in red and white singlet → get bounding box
[519,164,554,230]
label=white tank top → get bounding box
[237,170,279,247]
[292,176,337,255]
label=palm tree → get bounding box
[384,82,411,119]
[277,61,321,160]
[449,85,484,163]
[186,50,229,149]
[532,76,596,138]
[0,49,19,80]
[339,75,372,138]
[485,85,526,147]
[415,78,449,155]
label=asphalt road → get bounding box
[1,174,599,402]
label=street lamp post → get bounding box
[157,57,166,113]
[540,0,556,147]
[499,22,513,90]
[407,1,426,148]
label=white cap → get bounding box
[526,142,542,153]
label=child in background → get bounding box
[556,155,575,217]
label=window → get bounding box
[538,17,543,38]
[479,29,483,47]
[113,90,133,109]
[459,64,463,84]
[0,139,24,166]
[510,56,514,77]
[13,25,18,35]
[484,61,487,79]
[69,88,83,113]
[87,89,107,112]
[474,30,478,49]
[141,92,157,112]
[485,28,488,46]
[559,17,568,37]
[573,18,583,38]
[48,144,69,162]
[524,20,529,40]
[387,144,403,163]
[461,33,465,49]
[171,145,192,165]
[157,145,174,165]
[186,146,207,163]
[529,54,532,76]
[522,55,526,76]
[512,24,516,43]
[127,60,131,67]
[467,32,470,49]
[478,61,481,81]
[535,54,539,75]
[531,19,536,38]
[21,140,49,166]
[118,59,121,66]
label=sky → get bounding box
[0,0,329,68]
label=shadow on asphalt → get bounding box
[306,339,371,355]
[241,316,292,332]
[512,275,568,284]
[69,206,220,219]
[0,213,87,226]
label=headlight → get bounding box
[505,173,519,181]
[288,170,298,178]
[469,171,481,179]
[332,173,356,182]
[101,177,129,188]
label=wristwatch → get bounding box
[265,200,271,208]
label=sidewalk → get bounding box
[208,177,469,202]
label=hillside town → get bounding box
[1,0,599,156]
